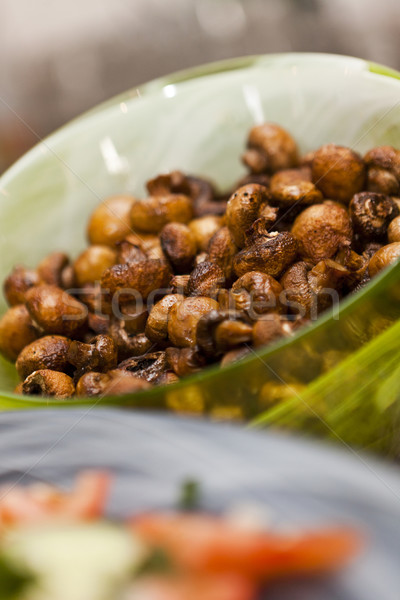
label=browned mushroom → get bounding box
[37,252,71,287]
[87,195,136,246]
[311,144,366,203]
[364,146,400,181]
[116,238,151,266]
[270,168,323,207]
[100,260,171,304]
[252,314,294,347]
[145,294,184,344]
[281,259,349,319]
[291,202,352,262]
[16,335,72,380]
[118,304,149,335]
[160,223,197,273]
[231,271,282,317]
[244,215,279,246]
[165,347,207,377]
[76,370,151,397]
[109,322,153,361]
[207,227,238,281]
[234,231,298,278]
[368,242,400,277]
[349,192,399,241]
[22,370,75,398]
[242,123,299,174]
[146,171,224,217]
[187,262,225,298]
[25,285,88,337]
[170,275,191,295]
[4,266,40,306]
[0,305,39,362]
[388,216,400,243]
[168,296,219,347]
[74,245,117,286]
[117,351,168,384]
[67,334,118,375]
[196,310,253,357]
[188,216,223,252]
[131,194,193,233]
[220,347,251,366]
[225,184,270,248]
[366,167,399,196]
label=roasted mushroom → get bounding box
[196,310,253,357]
[311,144,366,203]
[366,167,399,196]
[234,231,298,278]
[0,305,39,362]
[74,245,117,286]
[270,168,323,207]
[231,271,282,317]
[16,335,72,380]
[168,296,219,347]
[388,216,400,243]
[109,325,153,361]
[242,123,299,174]
[188,216,223,252]
[37,252,71,288]
[364,146,400,182]
[226,184,270,248]
[145,294,184,344]
[67,334,118,376]
[187,261,225,298]
[4,266,40,306]
[165,347,207,377]
[117,351,168,384]
[87,195,136,246]
[281,259,349,319]
[22,370,75,398]
[25,285,88,337]
[207,226,238,281]
[76,370,151,397]
[252,314,294,347]
[368,242,400,277]
[170,275,191,295]
[160,223,197,273]
[291,202,352,262]
[101,260,171,304]
[349,192,399,241]
[131,194,193,233]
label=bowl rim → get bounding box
[1,51,400,407]
[2,51,400,190]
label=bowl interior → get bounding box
[1,52,400,396]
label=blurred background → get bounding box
[1,0,399,173]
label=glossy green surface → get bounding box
[1,53,400,453]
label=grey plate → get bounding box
[1,409,400,600]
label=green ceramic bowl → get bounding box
[1,53,400,453]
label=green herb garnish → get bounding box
[134,547,173,578]
[0,554,35,600]
[178,479,201,511]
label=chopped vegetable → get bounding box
[135,547,173,577]
[132,513,362,580]
[124,574,256,600]
[177,479,201,511]
[0,553,35,599]
[2,522,146,600]
[0,472,364,600]
[0,471,111,528]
